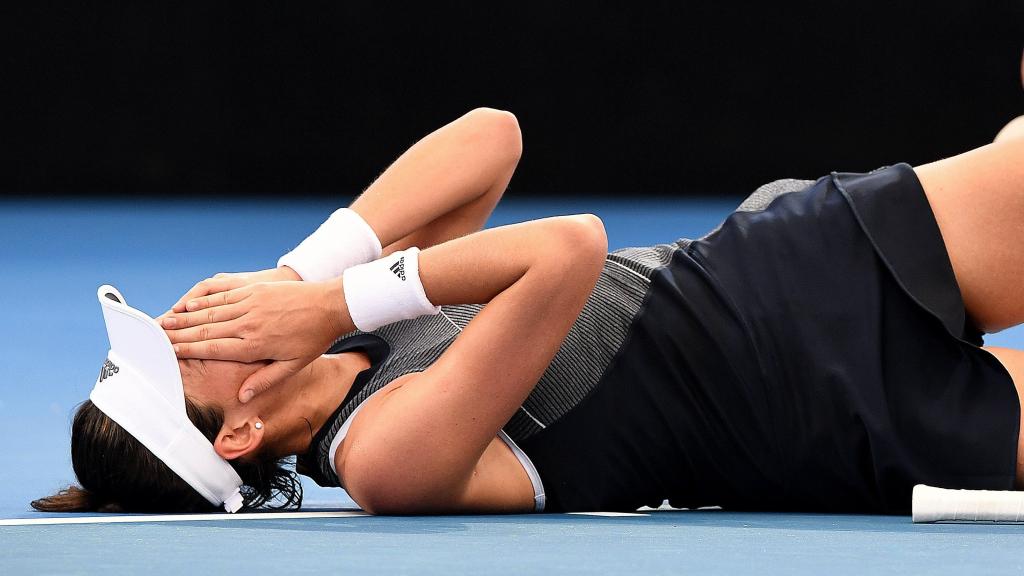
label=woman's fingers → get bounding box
[172,276,247,313]
[171,268,301,313]
[164,317,248,345]
[239,357,313,403]
[161,301,247,330]
[172,338,260,363]
[180,286,252,313]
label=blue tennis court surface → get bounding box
[5,511,1024,575]
[2,197,1023,574]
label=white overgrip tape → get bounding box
[343,247,440,332]
[913,484,1024,523]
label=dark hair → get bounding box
[32,399,302,513]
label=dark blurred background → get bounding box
[4,1,1022,197]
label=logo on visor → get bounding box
[98,359,120,382]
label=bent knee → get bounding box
[995,116,1024,143]
[462,107,522,164]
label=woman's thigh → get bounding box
[914,137,1024,332]
[982,346,1024,488]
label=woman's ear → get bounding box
[213,418,265,461]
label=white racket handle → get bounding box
[913,484,1024,523]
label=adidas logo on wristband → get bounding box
[389,258,407,281]
[344,248,440,332]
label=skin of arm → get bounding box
[162,109,606,514]
[355,107,522,255]
[169,107,521,313]
[342,215,607,514]
[167,214,607,512]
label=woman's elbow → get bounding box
[555,214,608,276]
[350,478,449,516]
[464,107,522,165]
[346,471,414,515]
[574,214,608,258]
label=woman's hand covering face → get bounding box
[170,267,301,313]
[163,272,349,403]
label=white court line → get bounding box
[569,512,649,517]
[0,510,368,527]
[2,510,656,526]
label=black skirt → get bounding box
[685,163,1019,513]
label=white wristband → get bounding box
[342,248,440,332]
[278,208,383,282]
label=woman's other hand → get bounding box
[163,279,351,403]
[170,266,301,314]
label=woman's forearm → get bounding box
[173,108,519,310]
[418,216,603,306]
[324,215,606,337]
[348,107,522,250]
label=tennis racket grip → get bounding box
[913,484,1024,523]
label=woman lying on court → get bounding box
[35,107,1024,515]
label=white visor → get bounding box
[89,285,244,513]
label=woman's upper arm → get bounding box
[343,215,607,513]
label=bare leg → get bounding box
[982,347,1024,488]
[996,53,1024,143]
[995,116,1024,143]
[914,136,1024,332]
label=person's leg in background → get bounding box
[994,50,1024,143]
[981,347,1024,487]
[913,50,1024,488]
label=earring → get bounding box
[254,421,263,430]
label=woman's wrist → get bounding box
[322,277,355,340]
[341,248,441,332]
[278,208,383,282]
[277,265,302,281]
